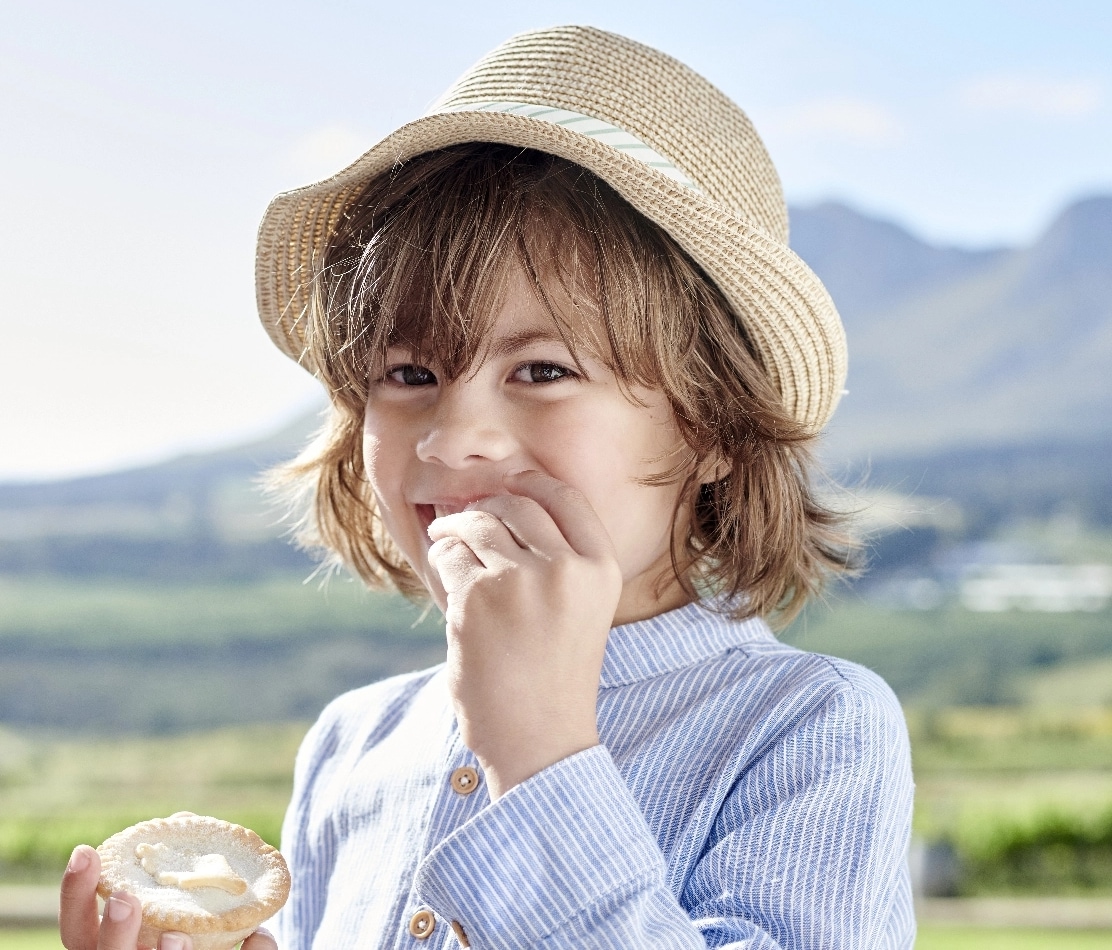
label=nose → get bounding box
[415,380,516,468]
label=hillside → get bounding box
[791,195,1112,457]
[0,413,321,580]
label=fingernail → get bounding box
[67,846,89,873]
[105,894,132,922]
[254,927,274,938]
[504,468,530,478]
[160,934,186,950]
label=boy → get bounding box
[61,25,913,950]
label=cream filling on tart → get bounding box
[135,843,249,896]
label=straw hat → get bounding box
[255,25,847,432]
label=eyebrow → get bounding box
[484,327,576,359]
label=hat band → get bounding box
[438,100,700,192]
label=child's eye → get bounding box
[386,364,437,386]
[512,362,576,384]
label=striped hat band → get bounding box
[440,101,700,191]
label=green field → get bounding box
[2,708,1111,893]
[916,929,1112,948]
[782,599,1112,707]
[0,580,445,732]
[2,573,1110,732]
[0,931,57,950]
[0,723,304,881]
[0,576,443,648]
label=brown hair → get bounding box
[274,144,856,625]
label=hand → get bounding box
[60,844,278,950]
[427,469,623,799]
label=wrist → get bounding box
[478,731,600,801]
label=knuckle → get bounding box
[428,535,462,558]
[462,508,498,526]
[548,551,582,580]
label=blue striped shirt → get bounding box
[273,599,915,949]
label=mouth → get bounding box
[416,500,484,534]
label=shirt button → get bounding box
[450,919,471,947]
[408,908,435,939]
[450,765,480,795]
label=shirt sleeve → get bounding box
[413,678,915,949]
[269,706,344,950]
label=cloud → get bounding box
[959,76,1102,118]
[772,97,904,148]
[285,125,373,182]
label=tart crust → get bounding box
[97,814,290,949]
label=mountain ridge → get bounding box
[790,193,1112,457]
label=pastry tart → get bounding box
[97,813,290,950]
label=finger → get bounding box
[157,933,193,950]
[242,927,278,950]
[427,509,521,564]
[60,845,101,950]
[427,535,483,594]
[466,492,574,557]
[97,891,143,950]
[502,470,616,560]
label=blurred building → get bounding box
[960,564,1112,612]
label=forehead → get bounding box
[386,254,609,375]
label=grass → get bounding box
[782,599,1112,707]
[907,706,1112,773]
[915,927,1112,948]
[0,576,441,648]
[0,930,60,950]
[913,771,1112,842]
[0,724,307,881]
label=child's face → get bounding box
[362,267,694,625]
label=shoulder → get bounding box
[753,636,903,711]
[741,633,906,731]
[724,636,912,786]
[663,606,909,762]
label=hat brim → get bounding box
[255,109,845,432]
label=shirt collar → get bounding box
[600,597,777,688]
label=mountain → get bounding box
[791,195,1112,458]
[789,202,1008,318]
[0,412,323,580]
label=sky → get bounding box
[2,0,1110,480]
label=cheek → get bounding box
[532,413,685,564]
[361,431,386,496]
[361,416,413,535]
[362,407,403,484]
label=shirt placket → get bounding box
[400,724,485,948]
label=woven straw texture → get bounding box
[255,25,847,431]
